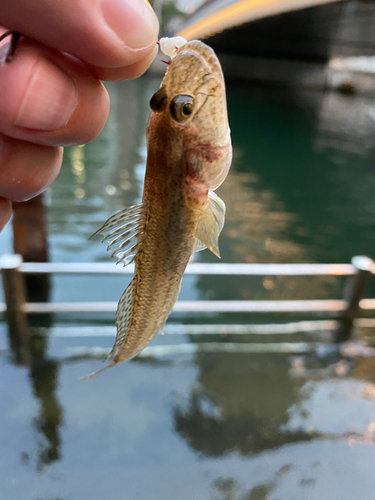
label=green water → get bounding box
[1,77,375,500]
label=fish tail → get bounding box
[80,360,118,381]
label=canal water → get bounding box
[1,75,375,499]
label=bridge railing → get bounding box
[0,254,374,350]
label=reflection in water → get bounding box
[9,328,63,471]
[174,352,315,456]
[218,171,309,264]
[196,167,343,303]
[174,391,314,456]
[352,356,375,384]
[316,93,375,239]
[212,465,293,500]
[71,145,86,199]
[30,333,63,471]
[225,87,375,266]
[30,353,62,470]
[193,88,374,304]
[212,477,239,500]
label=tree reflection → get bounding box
[175,392,313,456]
[174,352,315,456]
[211,465,294,500]
[194,168,343,304]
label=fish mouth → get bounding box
[169,42,225,115]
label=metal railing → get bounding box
[0,254,374,345]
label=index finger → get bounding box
[0,0,159,74]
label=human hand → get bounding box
[0,0,159,232]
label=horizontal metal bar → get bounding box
[19,299,348,313]
[174,300,349,313]
[65,342,316,359]
[356,318,375,328]
[0,299,374,315]
[359,299,375,310]
[24,302,117,313]
[19,262,357,276]
[3,341,375,364]
[31,320,340,337]
[22,318,375,339]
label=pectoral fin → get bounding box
[194,190,226,258]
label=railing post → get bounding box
[335,255,374,343]
[12,194,50,302]
[0,254,30,365]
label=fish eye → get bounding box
[170,95,195,122]
[183,102,193,116]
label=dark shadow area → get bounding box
[207,3,343,63]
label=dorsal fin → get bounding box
[194,190,226,257]
[90,203,145,266]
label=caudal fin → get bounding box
[80,360,117,381]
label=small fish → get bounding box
[83,40,232,380]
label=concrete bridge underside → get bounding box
[176,0,375,88]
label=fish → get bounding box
[82,39,232,380]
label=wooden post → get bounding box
[12,194,50,302]
[0,254,30,365]
[335,256,374,343]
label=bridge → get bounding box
[175,0,375,88]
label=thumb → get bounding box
[0,0,159,69]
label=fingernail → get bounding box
[15,59,78,131]
[100,0,159,49]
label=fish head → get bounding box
[149,41,232,198]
